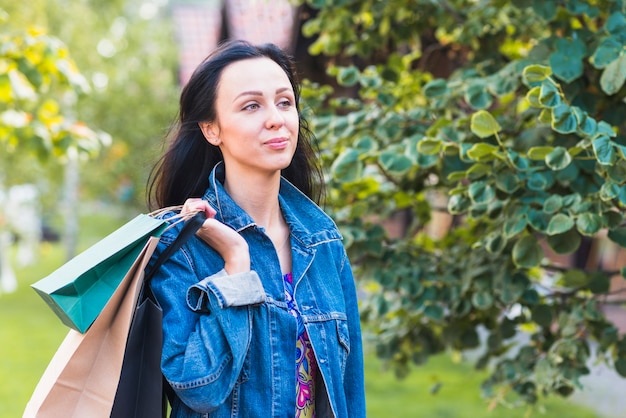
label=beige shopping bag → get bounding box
[23,236,161,418]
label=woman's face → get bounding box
[200,57,299,178]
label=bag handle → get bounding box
[144,211,207,284]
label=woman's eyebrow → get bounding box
[234,87,293,102]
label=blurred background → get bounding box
[0,1,622,417]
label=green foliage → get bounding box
[302,0,626,409]
[0,0,179,207]
[0,9,108,161]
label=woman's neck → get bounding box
[224,168,292,273]
[223,169,282,229]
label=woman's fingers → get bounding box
[198,218,250,273]
[182,198,217,218]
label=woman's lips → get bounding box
[264,138,289,149]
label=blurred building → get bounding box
[171,0,300,86]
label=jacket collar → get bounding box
[202,162,342,247]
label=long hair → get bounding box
[147,40,324,210]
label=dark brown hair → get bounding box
[147,40,324,209]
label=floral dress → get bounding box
[283,272,317,417]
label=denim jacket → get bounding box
[150,164,366,417]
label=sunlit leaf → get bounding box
[523,64,552,83]
[547,213,574,235]
[470,110,501,138]
[331,148,363,182]
[592,36,623,69]
[600,53,626,95]
[551,105,577,134]
[545,146,572,170]
[539,81,561,107]
[592,135,617,165]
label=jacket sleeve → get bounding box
[150,240,265,414]
[339,249,367,417]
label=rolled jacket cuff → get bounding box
[187,269,266,312]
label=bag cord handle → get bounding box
[144,211,207,284]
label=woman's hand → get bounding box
[182,198,250,274]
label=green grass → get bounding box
[364,349,602,417]
[0,211,604,417]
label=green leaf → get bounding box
[603,211,623,229]
[547,229,581,254]
[559,269,589,288]
[465,81,493,110]
[424,304,444,321]
[592,36,623,69]
[417,138,442,155]
[354,136,377,154]
[615,358,626,378]
[545,146,572,170]
[592,135,617,165]
[447,171,467,182]
[423,79,449,98]
[538,108,552,124]
[467,163,492,179]
[573,107,598,136]
[608,228,626,247]
[504,215,528,238]
[532,304,553,327]
[448,194,471,214]
[588,274,611,294]
[601,182,620,201]
[526,86,542,107]
[470,110,501,138]
[543,195,563,213]
[600,52,626,95]
[495,172,521,193]
[523,65,552,83]
[485,232,507,254]
[539,81,561,107]
[512,235,543,268]
[527,172,550,191]
[550,51,583,83]
[547,213,575,235]
[528,146,554,160]
[606,12,626,35]
[379,151,413,175]
[501,273,530,304]
[576,213,603,236]
[331,148,363,182]
[508,149,530,170]
[597,120,617,137]
[551,105,577,134]
[472,291,494,310]
[532,0,557,21]
[337,66,360,87]
[466,143,499,161]
[468,181,495,204]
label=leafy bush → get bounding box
[300,0,626,407]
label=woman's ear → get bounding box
[198,122,221,146]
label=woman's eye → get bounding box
[243,103,259,111]
[278,99,292,107]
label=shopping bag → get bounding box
[110,211,206,418]
[23,235,160,418]
[31,214,168,333]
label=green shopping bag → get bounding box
[31,213,169,333]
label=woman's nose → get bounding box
[265,105,285,129]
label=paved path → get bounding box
[571,304,626,418]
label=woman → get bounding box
[147,40,365,417]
